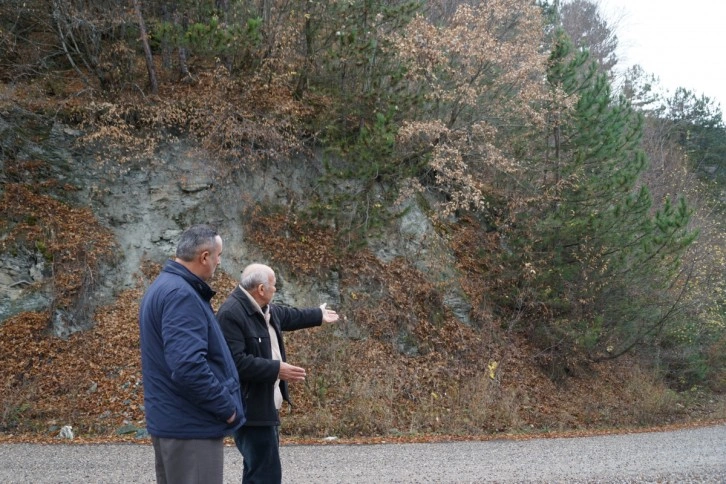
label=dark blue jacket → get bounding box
[139,260,245,438]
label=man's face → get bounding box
[261,272,277,306]
[201,235,223,281]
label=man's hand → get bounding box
[226,411,236,424]
[320,303,340,323]
[279,361,306,382]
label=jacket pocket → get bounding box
[244,334,272,359]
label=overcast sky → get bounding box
[597,0,726,110]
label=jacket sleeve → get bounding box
[161,289,236,421]
[217,303,280,383]
[276,305,323,332]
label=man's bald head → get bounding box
[240,264,274,291]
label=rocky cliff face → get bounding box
[0,106,469,337]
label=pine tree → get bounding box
[525,30,698,361]
[665,88,726,178]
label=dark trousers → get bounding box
[151,436,224,484]
[234,425,281,484]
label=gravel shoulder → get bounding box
[1,424,724,483]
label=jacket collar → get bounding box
[163,260,216,302]
[232,285,268,319]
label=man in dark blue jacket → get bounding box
[217,263,339,484]
[139,224,245,484]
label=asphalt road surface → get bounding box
[1,424,724,483]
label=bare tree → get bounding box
[559,0,619,78]
[132,0,159,94]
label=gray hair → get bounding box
[240,264,273,291]
[176,224,219,262]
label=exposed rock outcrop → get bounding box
[0,107,470,337]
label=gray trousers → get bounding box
[151,436,225,484]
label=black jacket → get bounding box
[216,286,322,426]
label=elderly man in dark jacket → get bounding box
[139,224,245,484]
[217,263,339,484]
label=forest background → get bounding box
[0,0,725,443]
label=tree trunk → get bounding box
[177,11,192,81]
[161,3,173,69]
[132,0,158,94]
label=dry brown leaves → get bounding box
[0,181,117,311]
[0,289,144,439]
[2,191,725,443]
[242,205,340,278]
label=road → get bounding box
[1,424,724,483]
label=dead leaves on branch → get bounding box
[74,67,311,168]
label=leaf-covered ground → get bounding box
[2,251,725,445]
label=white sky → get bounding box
[597,0,726,110]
